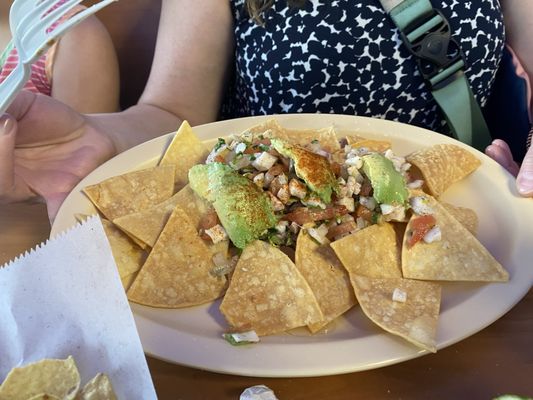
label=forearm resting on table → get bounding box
[86,103,182,155]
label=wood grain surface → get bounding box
[1,202,531,399]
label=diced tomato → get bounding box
[198,209,220,241]
[214,154,226,163]
[330,161,342,177]
[407,214,437,248]
[267,163,289,177]
[269,177,283,196]
[327,220,357,240]
[254,138,272,146]
[283,205,349,225]
[354,204,373,222]
[243,139,273,154]
[359,180,373,197]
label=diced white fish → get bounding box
[410,196,433,215]
[252,152,278,171]
[307,224,330,245]
[205,224,228,244]
[423,225,441,244]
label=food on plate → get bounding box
[351,275,441,352]
[440,202,478,235]
[126,205,228,308]
[81,118,508,352]
[112,191,182,249]
[0,356,116,400]
[406,143,481,197]
[295,230,356,332]
[99,218,147,290]
[189,162,278,249]
[402,194,509,282]
[158,119,209,192]
[82,165,175,223]
[346,134,391,153]
[219,240,323,336]
[271,138,338,203]
[75,214,146,290]
[360,153,409,206]
[242,118,340,153]
[330,222,402,279]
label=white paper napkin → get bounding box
[0,216,156,399]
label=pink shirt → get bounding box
[0,1,86,96]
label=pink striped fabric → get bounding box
[0,0,85,96]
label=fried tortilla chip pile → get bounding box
[82,119,508,353]
[0,356,116,400]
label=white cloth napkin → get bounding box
[0,216,156,399]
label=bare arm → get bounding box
[88,0,235,154]
[0,0,234,216]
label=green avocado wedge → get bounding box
[271,138,338,203]
[361,153,408,206]
[188,163,278,249]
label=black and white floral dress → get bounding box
[223,0,505,134]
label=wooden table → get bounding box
[1,202,531,399]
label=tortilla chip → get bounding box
[113,185,228,258]
[77,214,145,289]
[441,202,478,235]
[0,356,80,400]
[242,119,340,153]
[83,165,175,221]
[100,219,146,290]
[295,230,356,332]
[283,126,341,153]
[220,240,324,336]
[77,373,117,400]
[241,118,287,140]
[346,135,392,153]
[114,185,208,248]
[159,120,209,191]
[402,195,508,282]
[330,222,402,279]
[406,144,481,197]
[127,206,227,308]
[120,272,138,291]
[351,274,441,352]
[113,192,181,248]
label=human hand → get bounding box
[0,91,116,221]
[485,139,533,196]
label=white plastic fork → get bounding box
[0,0,117,115]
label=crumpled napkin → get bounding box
[240,385,279,400]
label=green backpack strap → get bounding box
[379,0,492,151]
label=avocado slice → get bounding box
[188,163,278,249]
[188,162,211,200]
[361,153,408,206]
[271,138,338,203]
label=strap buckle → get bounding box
[399,9,466,90]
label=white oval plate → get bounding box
[52,114,533,377]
